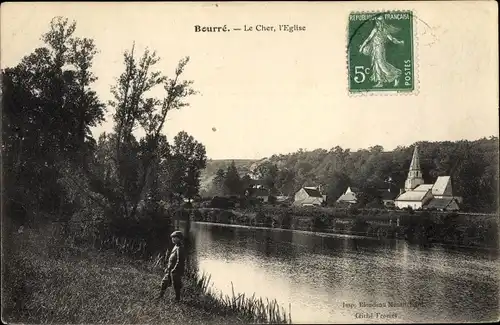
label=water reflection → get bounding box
[189,222,498,324]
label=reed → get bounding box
[191,272,293,324]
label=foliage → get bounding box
[89,43,199,221]
[161,131,207,203]
[253,162,279,191]
[2,17,105,225]
[325,172,350,205]
[223,161,243,195]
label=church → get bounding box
[394,146,462,211]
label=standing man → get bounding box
[158,230,186,301]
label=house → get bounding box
[293,186,325,206]
[395,145,462,210]
[425,197,460,211]
[245,187,270,202]
[336,187,358,204]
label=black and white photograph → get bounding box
[1,2,499,324]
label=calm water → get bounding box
[187,222,499,324]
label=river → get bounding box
[186,221,498,324]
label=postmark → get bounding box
[348,11,415,93]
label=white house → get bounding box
[293,187,325,206]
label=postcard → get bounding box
[1,1,498,324]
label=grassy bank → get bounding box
[189,206,498,249]
[2,226,291,324]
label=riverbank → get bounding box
[189,206,498,249]
[2,227,290,324]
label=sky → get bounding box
[2,1,498,159]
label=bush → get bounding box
[310,215,329,232]
[210,197,235,209]
[334,221,347,232]
[351,215,369,233]
[218,210,235,224]
[278,213,292,229]
[192,209,203,221]
[254,211,266,225]
[348,206,360,216]
[264,214,275,227]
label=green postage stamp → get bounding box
[348,11,414,93]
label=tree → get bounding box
[223,161,242,195]
[2,17,105,224]
[88,42,196,219]
[275,168,296,196]
[210,168,226,196]
[163,131,207,203]
[240,174,252,191]
[254,162,279,191]
[325,172,350,205]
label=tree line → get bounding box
[205,139,498,212]
[2,17,207,233]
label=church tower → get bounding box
[404,145,424,191]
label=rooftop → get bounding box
[395,190,430,202]
[303,187,323,198]
[337,191,357,202]
[432,176,452,196]
[426,197,458,209]
[413,184,434,192]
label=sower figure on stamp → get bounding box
[359,16,404,88]
[158,230,186,301]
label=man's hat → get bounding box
[170,230,184,239]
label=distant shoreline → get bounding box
[188,220,372,240]
[187,220,499,253]
[184,206,499,250]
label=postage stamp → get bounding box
[348,11,414,93]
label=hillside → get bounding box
[200,159,259,192]
[199,137,499,212]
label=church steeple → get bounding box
[405,145,424,191]
[409,145,421,171]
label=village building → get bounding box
[336,187,359,205]
[425,197,460,211]
[394,145,462,211]
[245,187,270,203]
[293,186,325,207]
